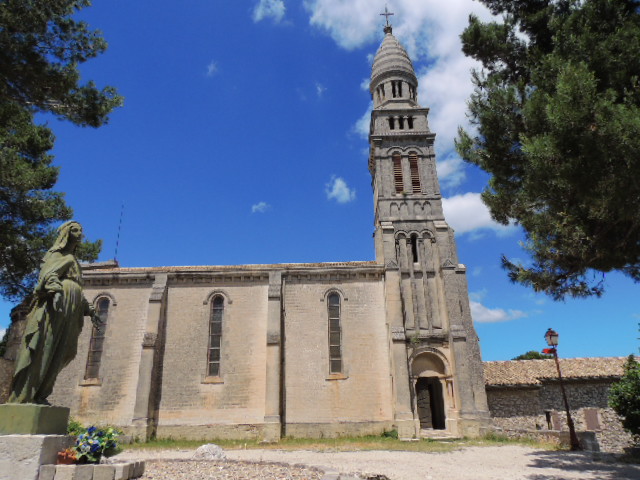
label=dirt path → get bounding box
[117,445,640,480]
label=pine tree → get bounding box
[0,1,120,301]
[457,0,640,299]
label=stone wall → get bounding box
[487,379,635,452]
[0,358,12,404]
[156,281,269,430]
[282,276,394,436]
[49,283,153,428]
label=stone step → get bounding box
[419,429,461,441]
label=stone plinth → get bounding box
[0,404,70,434]
[0,434,72,480]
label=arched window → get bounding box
[207,296,224,377]
[411,234,419,263]
[327,293,343,374]
[392,153,403,193]
[85,297,109,379]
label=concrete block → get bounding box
[54,465,76,480]
[131,461,145,478]
[0,404,69,434]
[113,463,130,480]
[73,465,95,480]
[93,465,116,480]
[0,434,72,480]
[38,465,56,480]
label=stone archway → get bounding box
[411,352,448,430]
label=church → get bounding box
[46,22,491,442]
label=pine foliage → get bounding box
[457,0,640,299]
[0,1,119,301]
[512,350,553,360]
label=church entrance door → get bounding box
[415,377,446,430]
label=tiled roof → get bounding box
[484,357,628,386]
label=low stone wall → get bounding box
[487,380,636,453]
[38,461,144,480]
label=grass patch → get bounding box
[125,433,556,453]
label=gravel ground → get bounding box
[141,459,323,480]
[116,446,640,480]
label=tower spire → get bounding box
[380,5,394,34]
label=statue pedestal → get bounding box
[0,404,69,434]
[0,404,72,480]
[0,434,72,480]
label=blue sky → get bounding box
[1,0,638,361]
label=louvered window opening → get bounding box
[328,293,343,374]
[409,154,421,193]
[208,296,224,377]
[393,154,403,193]
[85,298,109,379]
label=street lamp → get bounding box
[544,328,581,450]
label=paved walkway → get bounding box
[117,445,640,480]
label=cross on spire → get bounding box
[380,5,394,33]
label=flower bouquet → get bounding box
[73,426,120,464]
[56,447,77,465]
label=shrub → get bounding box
[609,355,640,439]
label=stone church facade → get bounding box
[45,25,490,441]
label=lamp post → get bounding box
[544,328,581,450]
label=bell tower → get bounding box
[369,18,490,438]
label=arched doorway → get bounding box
[411,351,448,430]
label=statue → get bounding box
[8,221,101,404]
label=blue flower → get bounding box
[87,426,97,434]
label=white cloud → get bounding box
[206,61,218,77]
[253,0,286,23]
[316,82,327,97]
[469,289,487,302]
[442,192,516,237]
[470,300,527,323]
[251,201,271,213]
[304,1,497,190]
[325,176,356,203]
[354,103,372,138]
[436,153,466,189]
[360,78,370,91]
[0,327,6,340]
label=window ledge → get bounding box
[201,376,224,384]
[79,378,102,387]
[325,373,348,381]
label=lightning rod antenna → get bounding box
[114,202,125,264]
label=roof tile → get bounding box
[484,357,628,386]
